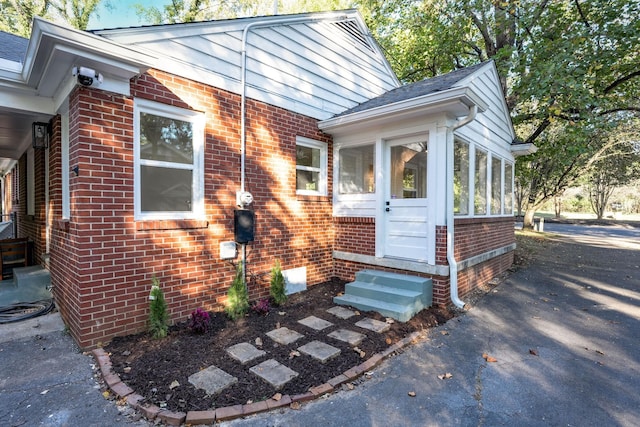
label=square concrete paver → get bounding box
[266,327,304,345]
[249,359,299,389]
[188,365,237,395]
[225,342,266,364]
[326,306,356,319]
[355,318,391,333]
[298,316,333,331]
[328,329,366,346]
[298,340,341,363]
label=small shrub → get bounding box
[251,298,271,315]
[188,308,211,334]
[269,260,287,306]
[225,262,249,321]
[148,277,169,339]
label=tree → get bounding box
[585,122,640,218]
[135,0,355,24]
[361,0,640,227]
[0,0,105,35]
[0,0,50,37]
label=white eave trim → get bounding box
[319,86,488,133]
[510,142,538,156]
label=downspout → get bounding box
[447,105,477,308]
[239,13,348,281]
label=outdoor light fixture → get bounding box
[32,121,50,149]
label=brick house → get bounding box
[0,11,534,348]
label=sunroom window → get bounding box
[134,99,204,220]
[296,137,327,195]
[339,145,375,194]
[504,162,514,214]
[454,139,470,215]
[491,156,502,215]
[474,148,488,215]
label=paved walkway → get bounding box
[1,230,638,426]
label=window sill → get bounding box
[54,219,70,232]
[296,194,330,203]
[136,219,209,231]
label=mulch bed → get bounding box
[105,278,454,413]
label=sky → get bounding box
[87,0,166,30]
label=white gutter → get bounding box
[447,105,477,309]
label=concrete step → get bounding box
[344,281,423,306]
[333,294,417,323]
[355,269,431,294]
[0,266,51,306]
[13,266,50,287]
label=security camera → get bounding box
[72,66,103,87]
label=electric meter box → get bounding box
[234,209,255,243]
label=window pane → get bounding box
[339,145,375,194]
[390,142,427,199]
[504,163,513,214]
[454,140,469,215]
[474,149,487,214]
[140,112,193,164]
[491,157,502,215]
[296,169,320,191]
[141,165,192,212]
[296,145,320,168]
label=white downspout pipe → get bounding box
[239,13,348,281]
[447,105,477,308]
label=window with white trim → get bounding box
[296,137,327,196]
[454,139,470,215]
[504,162,514,214]
[338,144,375,194]
[474,148,488,215]
[491,156,502,215]
[134,99,204,220]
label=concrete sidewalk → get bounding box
[0,230,638,426]
[223,233,640,426]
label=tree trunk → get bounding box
[523,208,536,229]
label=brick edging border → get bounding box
[91,331,423,426]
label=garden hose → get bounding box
[0,299,55,324]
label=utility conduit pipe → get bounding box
[447,104,477,308]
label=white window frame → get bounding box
[133,99,205,220]
[296,136,327,196]
[61,106,70,219]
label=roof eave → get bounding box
[510,142,538,156]
[319,86,488,133]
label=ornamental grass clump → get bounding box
[148,277,169,339]
[188,308,211,334]
[225,262,249,321]
[269,260,287,306]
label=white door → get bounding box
[383,137,429,260]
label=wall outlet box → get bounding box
[220,241,237,260]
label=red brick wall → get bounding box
[51,71,334,348]
[333,217,515,306]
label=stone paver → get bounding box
[188,365,237,395]
[298,315,333,331]
[355,317,391,333]
[266,327,304,345]
[298,340,341,363]
[328,329,366,346]
[249,359,299,389]
[225,342,266,364]
[326,306,356,319]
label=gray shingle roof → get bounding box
[0,31,28,63]
[335,61,488,117]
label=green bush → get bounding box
[148,277,169,339]
[269,259,287,306]
[225,262,249,321]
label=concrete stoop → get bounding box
[333,269,433,322]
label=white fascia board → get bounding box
[0,88,56,115]
[511,142,538,156]
[319,86,488,133]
